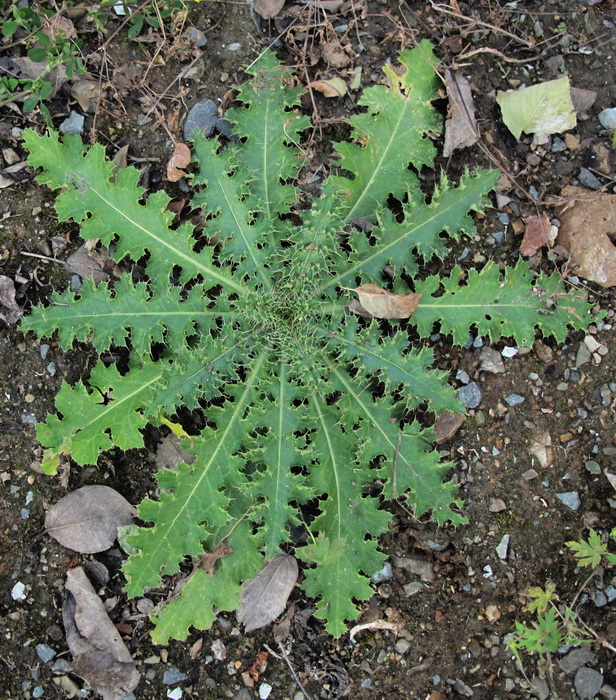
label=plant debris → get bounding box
[237,555,299,633]
[63,567,140,700]
[45,485,137,554]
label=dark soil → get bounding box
[1,2,615,699]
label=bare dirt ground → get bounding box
[1,1,615,699]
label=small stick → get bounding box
[20,251,68,267]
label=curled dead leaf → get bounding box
[348,283,422,319]
[166,142,191,182]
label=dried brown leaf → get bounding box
[443,69,478,157]
[555,186,616,287]
[309,78,347,98]
[0,275,23,325]
[254,0,286,19]
[196,540,233,576]
[63,567,140,700]
[65,242,110,283]
[70,80,104,113]
[570,87,597,115]
[166,142,191,182]
[45,485,137,554]
[520,214,551,257]
[236,554,298,633]
[350,283,422,319]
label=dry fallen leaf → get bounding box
[196,539,233,576]
[349,283,422,319]
[570,87,597,115]
[443,69,478,157]
[555,186,616,287]
[309,78,347,98]
[236,554,298,633]
[166,142,191,182]
[0,275,23,325]
[70,80,104,113]
[65,241,110,283]
[12,57,69,98]
[45,485,137,554]
[64,567,140,700]
[520,214,551,257]
[253,0,286,19]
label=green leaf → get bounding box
[566,529,607,569]
[37,359,163,471]
[412,260,596,345]
[22,129,245,294]
[123,352,268,596]
[27,47,47,62]
[2,20,19,36]
[328,40,442,223]
[23,95,39,113]
[496,77,576,140]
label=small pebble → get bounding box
[585,460,601,475]
[501,346,518,358]
[558,647,596,674]
[458,382,482,409]
[577,167,602,190]
[522,469,538,480]
[226,42,242,51]
[259,682,272,699]
[183,99,218,140]
[551,137,566,152]
[11,582,26,601]
[35,644,56,663]
[598,107,616,130]
[162,668,188,685]
[59,111,85,135]
[489,498,507,513]
[573,667,604,699]
[371,561,393,584]
[504,393,525,406]
[556,492,581,511]
[40,344,50,360]
[395,639,411,654]
[496,534,510,561]
[167,690,182,700]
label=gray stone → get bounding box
[574,667,603,699]
[395,639,411,654]
[371,561,393,584]
[403,582,426,597]
[162,667,188,685]
[504,393,525,406]
[576,342,592,367]
[183,99,218,140]
[530,674,549,700]
[558,647,596,674]
[578,167,602,191]
[556,491,581,511]
[479,347,505,374]
[458,382,481,409]
[59,110,85,135]
[394,555,434,582]
[598,107,616,130]
[551,137,566,153]
[35,644,56,663]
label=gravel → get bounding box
[573,667,604,699]
[458,382,482,408]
